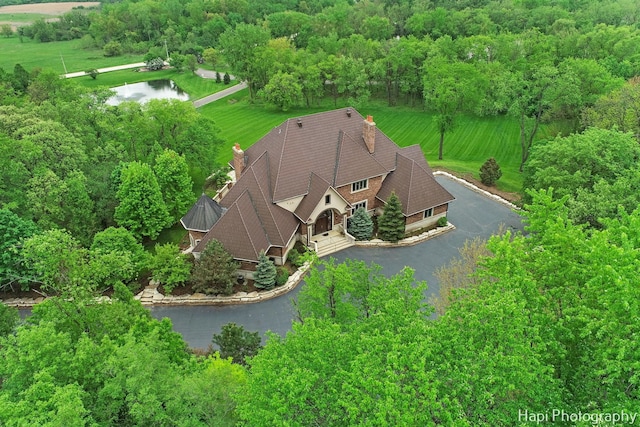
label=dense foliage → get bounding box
[523,127,640,228]
[240,193,640,425]
[0,284,245,426]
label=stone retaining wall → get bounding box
[433,171,519,211]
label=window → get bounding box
[351,179,368,192]
[424,208,433,219]
[351,200,367,215]
[325,195,331,204]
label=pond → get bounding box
[106,80,189,106]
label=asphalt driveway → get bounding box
[151,175,524,349]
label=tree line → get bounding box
[2,187,639,424]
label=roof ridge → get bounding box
[272,120,289,200]
[332,130,344,186]
[240,189,271,258]
[251,161,287,245]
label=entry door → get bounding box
[315,210,331,235]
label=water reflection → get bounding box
[107,80,189,106]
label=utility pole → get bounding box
[60,52,68,74]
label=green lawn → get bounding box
[200,91,539,193]
[74,68,236,101]
[0,37,143,73]
[0,13,50,22]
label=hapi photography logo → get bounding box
[519,409,638,425]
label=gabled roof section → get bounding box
[399,145,433,174]
[333,130,388,187]
[196,151,299,261]
[194,191,270,262]
[180,194,226,232]
[294,173,333,222]
[242,108,400,202]
[378,151,455,216]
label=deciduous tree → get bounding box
[114,161,171,240]
[153,149,194,222]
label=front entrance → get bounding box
[314,210,332,235]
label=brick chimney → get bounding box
[363,115,376,153]
[232,143,245,176]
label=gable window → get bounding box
[424,208,433,219]
[351,200,367,215]
[325,195,331,204]
[351,179,368,193]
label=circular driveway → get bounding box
[151,176,524,349]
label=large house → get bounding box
[181,108,454,272]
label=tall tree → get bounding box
[0,209,38,292]
[423,58,487,159]
[191,240,239,296]
[153,149,194,222]
[377,192,405,243]
[114,161,170,240]
[212,323,262,366]
[218,23,271,99]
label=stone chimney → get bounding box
[363,115,376,153]
[232,143,245,176]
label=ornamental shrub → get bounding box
[479,157,502,186]
[378,192,405,243]
[254,251,277,290]
[347,207,373,241]
[437,216,448,227]
[276,267,289,287]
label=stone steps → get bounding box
[316,238,354,258]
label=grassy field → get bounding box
[199,90,544,193]
[0,12,49,22]
[0,37,143,73]
[74,68,236,101]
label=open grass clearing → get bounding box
[199,91,548,193]
[0,37,142,74]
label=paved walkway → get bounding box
[63,62,147,78]
[193,80,247,107]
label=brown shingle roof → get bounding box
[193,191,270,262]
[377,148,455,216]
[195,152,299,261]
[243,108,398,202]
[196,108,454,262]
[294,173,332,222]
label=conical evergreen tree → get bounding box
[254,251,277,290]
[347,207,373,241]
[378,192,405,243]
